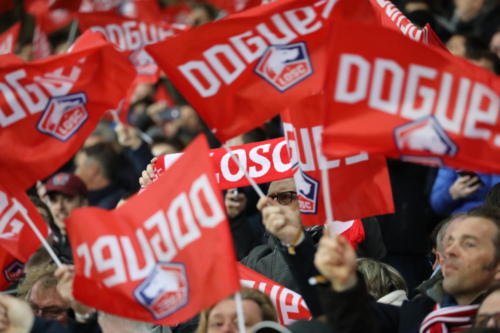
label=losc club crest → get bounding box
[129,48,158,76]
[37,92,88,141]
[3,260,24,283]
[134,262,189,320]
[255,42,313,92]
[293,167,319,215]
[394,115,457,157]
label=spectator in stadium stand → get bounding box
[434,0,500,45]
[314,206,500,333]
[357,258,408,306]
[470,284,500,329]
[186,3,219,27]
[241,177,386,317]
[195,288,277,333]
[74,143,137,209]
[149,135,185,157]
[486,184,500,209]
[16,264,99,332]
[490,29,500,59]
[0,292,71,333]
[430,167,500,216]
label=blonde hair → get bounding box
[195,288,277,333]
[357,258,408,300]
[17,263,58,300]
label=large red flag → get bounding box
[322,21,500,173]
[0,31,136,191]
[368,0,446,49]
[0,23,21,55]
[146,0,368,143]
[238,264,311,325]
[0,184,49,262]
[281,108,394,225]
[66,135,240,325]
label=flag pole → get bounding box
[67,19,79,46]
[19,205,62,268]
[222,145,266,198]
[234,291,246,333]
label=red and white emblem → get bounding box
[255,42,313,92]
[37,92,88,141]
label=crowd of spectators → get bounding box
[0,0,499,332]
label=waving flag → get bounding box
[282,108,394,225]
[0,23,21,55]
[154,138,293,190]
[0,184,48,262]
[322,21,500,174]
[368,0,445,49]
[146,0,366,143]
[67,135,240,325]
[238,264,311,325]
[0,31,135,191]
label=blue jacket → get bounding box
[430,167,500,215]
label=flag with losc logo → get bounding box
[66,135,240,325]
[0,30,135,191]
[0,184,49,263]
[281,105,394,225]
[146,0,376,143]
[322,21,500,174]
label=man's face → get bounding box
[267,178,299,211]
[207,299,263,333]
[441,217,500,303]
[47,192,85,232]
[475,290,500,328]
[29,280,69,323]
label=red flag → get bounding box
[238,264,311,325]
[0,23,21,55]
[0,249,24,291]
[0,31,136,191]
[154,138,293,190]
[322,21,500,173]
[282,109,394,225]
[31,25,52,60]
[368,0,446,49]
[66,135,240,325]
[146,0,359,143]
[25,0,74,34]
[78,12,187,118]
[0,184,49,262]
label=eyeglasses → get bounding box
[30,303,67,319]
[475,312,500,328]
[268,191,297,205]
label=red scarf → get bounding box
[420,304,479,333]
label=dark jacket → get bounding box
[241,217,386,317]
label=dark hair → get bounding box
[465,206,500,262]
[79,143,119,181]
[151,135,185,152]
[485,184,500,209]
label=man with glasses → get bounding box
[241,178,385,317]
[473,285,500,329]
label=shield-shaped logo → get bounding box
[3,260,24,282]
[134,262,189,320]
[293,168,319,215]
[255,42,313,92]
[394,115,457,156]
[129,48,158,76]
[37,92,88,141]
